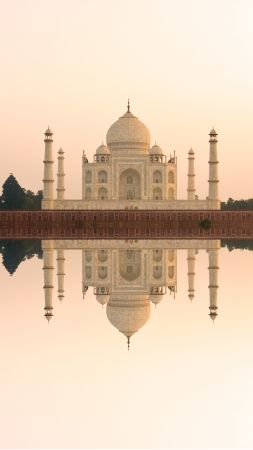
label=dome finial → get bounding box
[127,99,130,113]
[127,336,130,350]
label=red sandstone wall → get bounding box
[0,210,253,239]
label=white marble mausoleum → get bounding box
[42,102,220,210]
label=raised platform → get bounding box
[0,210,252,239]
[42,198,221,210]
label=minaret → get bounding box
[56,249,65,301]
[187,249,196,301]
[208,128,219,201]
[187,148,196,201]
[57,148,65,200]
[43,246,54,322]
[42,127,54,209]
[208,249,219,321]
[82,150,88,200]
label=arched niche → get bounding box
[167,250,174,262]
[153,187,162,200]
[85,187,92,200]
[85,171,92,183]
[119,250,141,281]
[98,266,108,279]
[119,169,141,200]
[153,266,162,279]
[153,170,162,183]
[168,266,174,279]
[98,170,107,183]
[98,249,108,262]
[98,187,108,200]
[85,250,92,262]
[153,249,162,262]
[168,187,174,200]
[85,266,92,278]
[168,171,174,183]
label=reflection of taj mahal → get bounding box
[42,102,220,210]
[42,240,220,347]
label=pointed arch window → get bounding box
[153,187,162,200]
[85,171,92,183]
[85,187,92,200]
[168,171,174,183]
[153,171,162,183]
[98,187,108,200]
[98,170,107,183]
[168,188,174,200]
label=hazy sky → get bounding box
[0,0,253,200]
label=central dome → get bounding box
[106,109,150,153]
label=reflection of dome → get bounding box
[106,295,150,339]
[96,294,110,305]
[106,109,150,153]
[150,144,163,155]
[150,294,163,305]
[96,143,110,155]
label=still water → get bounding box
[0,239,253,449]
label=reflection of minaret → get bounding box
[208,249,219,321]
[187,249,196,301]
[56,249,65,301]
[82,249,90,299]
[83,286,88,299]
[187,148,196,200]
[43,245,54,322]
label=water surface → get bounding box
[0,239,253,449]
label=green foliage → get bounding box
[221,239,253,252]
[199,218,211,230]
[0,240,42,275]
[221,198,253,210]
[1,174,42,210]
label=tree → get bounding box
[2,174,27,209]
[221,198,253,210]
[1,175,42,210]
[199,218,211,230]
[0,240,43,275]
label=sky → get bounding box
[0,0,253,200]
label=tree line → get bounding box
[0,240,42,275]
[221,198,253,210]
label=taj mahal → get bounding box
[42,102,220,210]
